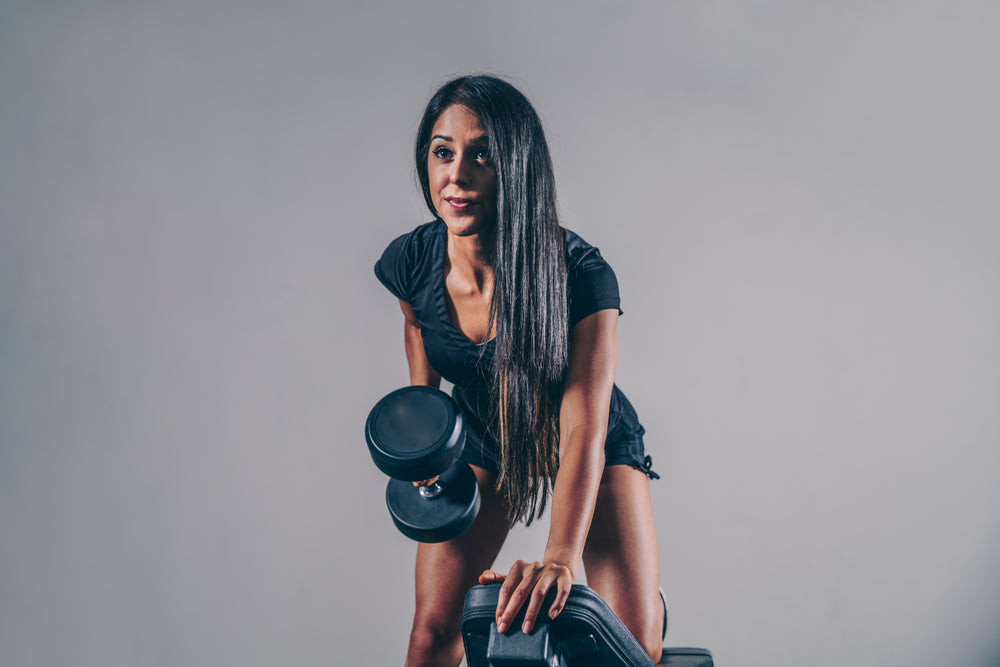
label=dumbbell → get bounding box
[365,386,481,543]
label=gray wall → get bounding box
[2,2,998,666]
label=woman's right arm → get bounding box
[399,299,441,388]
[399,299,442,487]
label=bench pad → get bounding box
[460,583,713,667]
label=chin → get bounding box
[441,214,492,238]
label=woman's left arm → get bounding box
[479,309,618,634]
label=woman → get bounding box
[374,75,664,666]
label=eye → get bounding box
[474,147,490,163]
[432,146,452,160]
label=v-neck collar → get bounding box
[432,223,495,348]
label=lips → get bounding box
[445,197,478,210]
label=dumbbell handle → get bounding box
[418,482,444,499]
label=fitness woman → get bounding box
[374,75,664,666]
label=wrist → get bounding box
[542,548,580,580]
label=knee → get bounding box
[406,618,463,667]
[638,634,663,664]
[617,609,663,664]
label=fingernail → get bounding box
[497,621,507,634]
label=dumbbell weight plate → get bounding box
[366,386,465,482]
[386,460,481,543]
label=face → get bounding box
[426,105,497,237]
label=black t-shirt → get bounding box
[374,220,642,467]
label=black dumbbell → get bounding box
[365,386,481,543]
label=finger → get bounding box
[521,572,559,633]
[411,476,440,488]
[546,569,573,620]
[495,562,528,633]
[478,570,505,584]
[495,561,525,620]
[499,568,539,634]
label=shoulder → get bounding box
[562,227,611,272]
[561,227,623,326]
[384,219,446,257]
[374,220,445,302]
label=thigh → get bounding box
[412,463,511,634]
[582,464,662,659]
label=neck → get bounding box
[446,230,493,291]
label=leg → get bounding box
[582,465,663,663]
[406,464,511,667]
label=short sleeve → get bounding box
[374,232,415,302]
[568,244,622,326]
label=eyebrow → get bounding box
[431,134,489,144]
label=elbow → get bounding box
[558,425,607,468]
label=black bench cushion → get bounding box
[461,583,654,667]
[461,584,714,667]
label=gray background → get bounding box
[2,2,998,666]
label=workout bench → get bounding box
[461,583,713,666]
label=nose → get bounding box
[448,151,474,187]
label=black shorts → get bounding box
[459,416,660,480]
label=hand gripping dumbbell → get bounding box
[365,386,481,543]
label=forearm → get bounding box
[399,299,441,388]
[404,327,441,387]
[542,424,607,579]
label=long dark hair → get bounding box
[416,75,568,525]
